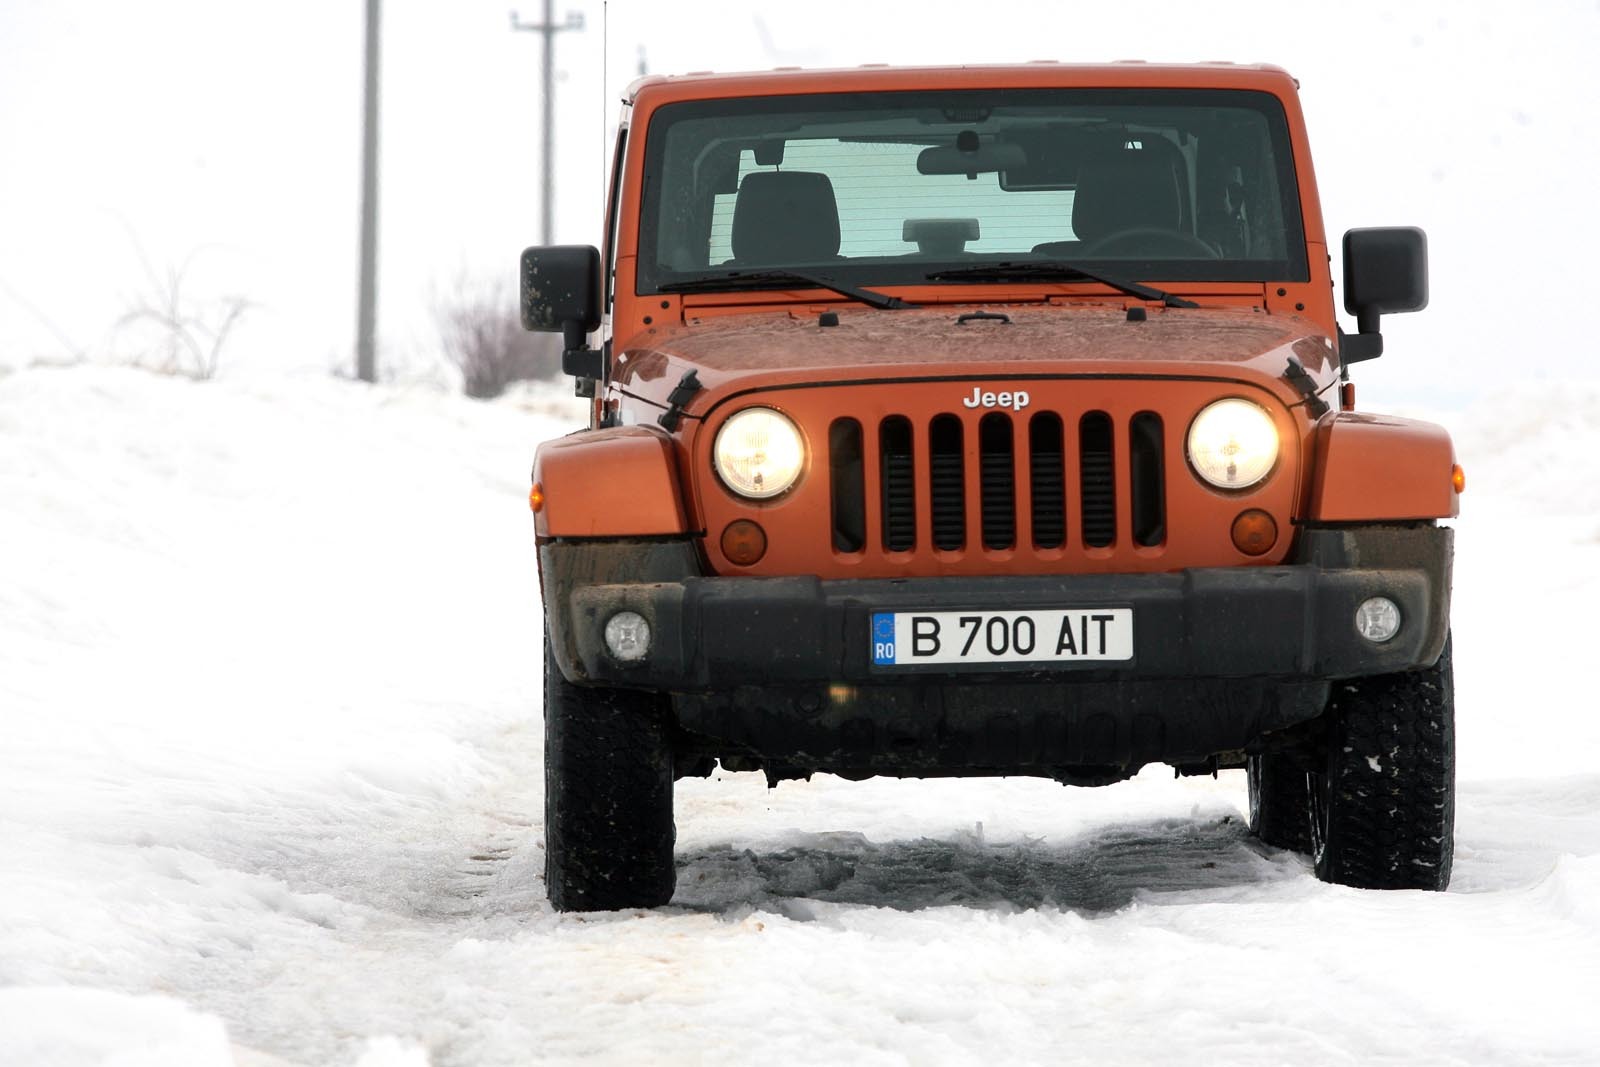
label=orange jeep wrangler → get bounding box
[521,63,1458,911]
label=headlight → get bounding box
[713,407,805,499]
[1187,399,1279,489]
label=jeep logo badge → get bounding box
[962,386,1031,411]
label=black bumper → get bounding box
[539,525,1451,771]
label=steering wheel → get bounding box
[1081,228,1220,259]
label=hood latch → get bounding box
[658,370,703,430]
[1283,355,1330,417]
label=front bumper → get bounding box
[539,525,1451,771]
[544,526,1451,689]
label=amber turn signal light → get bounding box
[721,519,768,565]
[1452,464,1466,494]
[528,483,544,513]
[1231,509,1277,556]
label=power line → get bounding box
[511,2,586,246]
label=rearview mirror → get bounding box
[1340,227,1428,363]
[521,245,600,344]
[1344,227,1428,332]
[918,140,1027,178]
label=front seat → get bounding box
[1074,142,1185,239]
[730,171,842,266]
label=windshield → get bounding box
[637,88,1308,295]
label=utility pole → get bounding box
[356,0,381,383]
[511,2,585,245]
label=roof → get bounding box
[624,62,1298,105]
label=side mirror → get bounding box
[1340,227,1428,363]
[520,245,602,376]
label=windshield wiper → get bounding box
[658,269,916,310]
[926,261,1199,309]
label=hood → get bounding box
[612,304,1337,415]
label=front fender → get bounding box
[533,426,689,538]
[1306,412,1459,522]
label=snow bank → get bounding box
[1453,381,1600,519]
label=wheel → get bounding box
[1247,752,1312,853]
[1308,636,1455,891]
[543,641,676,911]
[1081,227,1220,258]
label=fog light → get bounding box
[1355,597,1401,643]
[604,611,651,662]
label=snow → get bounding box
[0,988,232,1067]
[3,364,1600,1065]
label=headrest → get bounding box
[731,171,841,264]
[902,217,980,247]
[1071,142,1184,242]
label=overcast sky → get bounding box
[2,0,1595,402]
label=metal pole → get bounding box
[540,0,554,245]
[356,0,381,383]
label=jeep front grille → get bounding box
[829,408,1167,558]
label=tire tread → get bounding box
[1248,753,1312,853]
[544,645,676,911]
[1313,638,1454,891]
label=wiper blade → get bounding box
[926,261,1199,309]
[658,269,916,310]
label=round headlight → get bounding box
[1187,399,1279,490]
[713,407,805,499]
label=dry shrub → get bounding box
[436,282,561,399]
[116,250,250,381]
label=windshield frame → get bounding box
[635,87,1310,297]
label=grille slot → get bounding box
[829,418,865,553]
[929,414,966,551]
[1029,413,1066,549]
[1129,412,1166,548]
[1080,411,1116,548]
[979,413,1015,550]
[880,416,916,552]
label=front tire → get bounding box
[543,642,676,911]
[1309,636,1455,891]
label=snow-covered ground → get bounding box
[2,365,1598,1066]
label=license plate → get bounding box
[871,609,1133,666]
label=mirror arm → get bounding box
[560,319,604,379]
[1338,324,1383,365]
